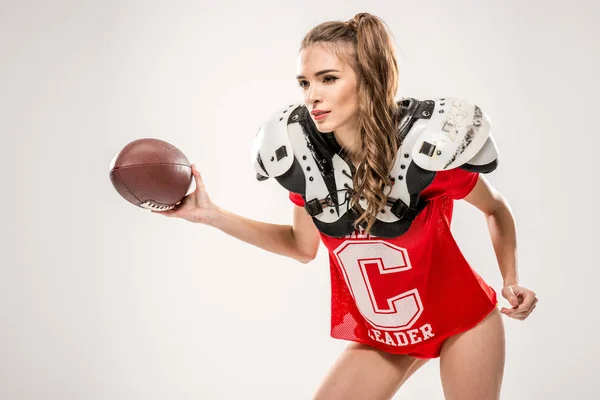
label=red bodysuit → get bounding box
[289,168,497,359]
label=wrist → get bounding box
[202,204,222,226]
[503,278,519,287]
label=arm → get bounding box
[462,176,518,285]
[463,175,538,320]
[157,164,320,264]
[206,204,320,264]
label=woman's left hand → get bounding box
[500,284,538,320]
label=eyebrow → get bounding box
[296,69,340,79]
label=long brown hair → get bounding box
[300,13,400,235]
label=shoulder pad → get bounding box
[251,104,304,180]
[461,134,498,173]
[410,98,496,171]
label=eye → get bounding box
[298,80,309,89]
[323,75,338,83]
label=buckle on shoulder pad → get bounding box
[390,199,418,220]
[275,145,288,161]
[304,198,323,216]
[419,141,436,157]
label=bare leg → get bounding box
[313,343,430,400]
[439,308,505,400]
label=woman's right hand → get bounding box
[152,164,216,224]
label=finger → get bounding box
[516,304,537,320]
[512,286,536,301]
[501,308,520,316]
[500,299,528,315]
[513,292,537,313]
[512,299,539,318]
[504,308,526,320]
[503,291,532,314]
[514,297,538,315]
[152,209,178,217]
[503,286,519,307]
[500,307,516,315]
[522,303,537,319]
[512,308,532,318]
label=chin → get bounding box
[313,120,335,133]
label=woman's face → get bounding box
[296,44,359,134]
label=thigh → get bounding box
[313,342,429,400]
[439,307,505,400]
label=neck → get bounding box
[333,123,360,163]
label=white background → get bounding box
[1,0,598,398]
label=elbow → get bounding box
[290,228,319,264]
[295,247,318,264]
[296,252,317,264]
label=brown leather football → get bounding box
[109,138,193,211]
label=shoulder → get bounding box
[251,104,306,179]
[403,97,498,174]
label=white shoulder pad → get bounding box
[411,98,494,171]
[251,104,303,178]
[467,134,498,168]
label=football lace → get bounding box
[139,200,176,211]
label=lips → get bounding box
[312,112,329,121]
[311,110,330,116]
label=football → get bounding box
[109,138,193,211]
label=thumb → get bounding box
[505,286,519,307]
[191,164,202,181]
[189,164,205,192]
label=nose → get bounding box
[305,84,322,108]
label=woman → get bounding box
[157,13,537,400]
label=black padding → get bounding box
[461,158,498,174]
